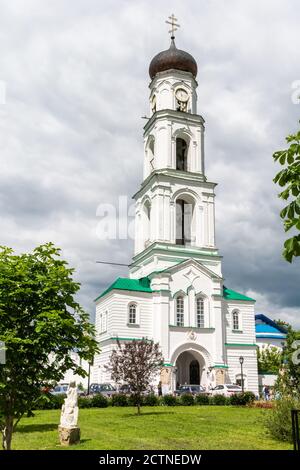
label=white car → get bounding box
[210,384,242,397]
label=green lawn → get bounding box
[12,406,291,450]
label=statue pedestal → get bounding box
[58,425,80,446]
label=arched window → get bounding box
[176,296,184,327]
[196,297,205,328]
[176,137,188,171]
[176,198,194,246]
[143,200,151,248]
[128,303,137,324]
[232,310,240,331]
[103,310,108,332]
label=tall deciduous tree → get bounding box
[109,338,163,414]
[273,123,300,262]
[257,345,283,373]
[0,243,99,450]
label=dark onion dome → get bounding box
[149,38,197,79]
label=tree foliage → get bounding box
[273,123,300,262]
[257,345,283,373]
[0,243,99,450]
[108,338,163,414]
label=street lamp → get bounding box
[239,356,244,392]
[87,357,94,395]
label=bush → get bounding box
[180,393,195,406]
[90,394,108,408]
[211,394,229,406]
[78,397,93,408]
[230,392,256,406]
[111,393,128,407]
[127,394,142,407]
[265,397,300,442]
[143,394,159,406]
[251,400,274,409]
[195,394,210,405]
[34,393,66,410]
[161,394,177,406]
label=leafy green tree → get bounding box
[277,324,300,397]
[0,243,99,450]
[108,338,163,414]
[257,345,283,373]
[273,123,300,262]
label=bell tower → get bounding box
[130,19,221,279]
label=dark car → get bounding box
[89,383,117,397]
[175,384,206,396]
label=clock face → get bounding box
[175,88,188,102]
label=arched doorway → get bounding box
[190,360,200,384]
[174,350,205,387]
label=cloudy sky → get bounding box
[0,0,299,327]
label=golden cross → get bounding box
[165,14,180,39]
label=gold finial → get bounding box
[165,14,180,39]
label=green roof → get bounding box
[94,277,153,301]
[223,286,255,302]
[95,278,255,303]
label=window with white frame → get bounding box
[103,310,108,332]
[128,303,137,324]
[232,310,240,331]
[196,297,205,328]
[176,296,184,327]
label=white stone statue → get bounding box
[60,381,79,428]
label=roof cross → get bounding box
[165,14,180,39]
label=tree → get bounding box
[108,338,164,414]
[257,345,283,373]
[273,123,300,262]
[277,324,300,397]
[0,243,99,450]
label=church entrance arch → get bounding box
[171,344,210,389]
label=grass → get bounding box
[11,406,292,450]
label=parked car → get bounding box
[89,383,117,397]
[49,384,86,396]
[49,384,68,395]
[209,384,242,397]
[119,384,132,395]
[175,384,206,396]
[118,384,153,396]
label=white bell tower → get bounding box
[130,23,221,280]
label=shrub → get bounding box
[143,394,159,406]
[265,397,300,442]
[127,394,141,407]
[78,397,92,408]
[180,393,195,406]
[90,394,108,408]
[195,394,210,405]
[34,393,66,410]
[251,400,274,409]
[161,394,177,406]
[111,393,128,407]
[211,394,229,406]
[230,392,256,406]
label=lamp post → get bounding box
[239,356,244,392]
[87,357,94,395]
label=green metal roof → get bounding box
[223,286,255,302]
[95,277,255,303]
[94,277,153,301]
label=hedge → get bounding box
[33,391,258,409]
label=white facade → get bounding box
[93,39,259,396]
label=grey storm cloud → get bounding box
[0,0,299,326]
